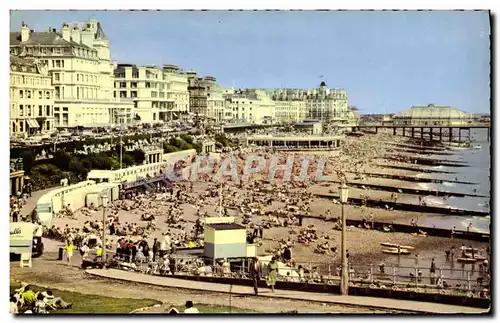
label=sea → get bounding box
[398,128,491,233]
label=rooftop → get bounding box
[395,104,470,119]
[10,31,92,49]
[207,223,246,230]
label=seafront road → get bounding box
[87,268,487,314]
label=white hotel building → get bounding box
[10,19,133,128]
[10,55,55,138]
[113,64,189,123]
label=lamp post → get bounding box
[339,183,350,295]
[101,193,109,266]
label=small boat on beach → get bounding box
[382,247,411,255]
[472,145,482,149]
[380,242,415,250]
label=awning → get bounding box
[27,119,40,128]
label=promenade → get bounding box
[87,268,487,314]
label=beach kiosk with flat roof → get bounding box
[10,222,35,268]
[204,217,255,260]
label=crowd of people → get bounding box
[10,284,72,314]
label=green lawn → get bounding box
[10,282,160,314]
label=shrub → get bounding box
[163,144,179,153]
[180,134,194,144]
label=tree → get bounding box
[69,160,89,180]
[20,150,36,174]
[122,154,135,167]
[129,149,146,164]
[53,151,73,170]
[87,153,112,170]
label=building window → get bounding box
[133,101,138,108]
[46,106,51,116]
[131,91,137,98]
[39,105,43,116]
[146,82,151,88]
[19,90,23,98]
[131,82,137,88]
[46,91,51,99]
[26,90,31,99]
[120,91,127,98]
[120,82,126,88]
[19,105,24,116]
[132,72,139,78]
[151,91,157,98]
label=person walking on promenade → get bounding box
[430,258,436,284]
[64,240,74,267]
[250,257,261,295]
[267,257,278,293]
[152,238,159,261]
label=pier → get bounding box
[358,122,490,142]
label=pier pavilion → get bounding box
[358,105,490,141]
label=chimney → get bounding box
[71,27,81,44]
[62,23,71,42]
[21,23,30,42]
[80,28,93,47]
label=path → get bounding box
[19,186,57,216]
[87,268,487,314]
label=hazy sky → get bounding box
[10,10,490,114]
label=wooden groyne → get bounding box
[348,172,478,185]
[268,208,490,242]
[333,181,487,198]
[345,219,490,242]
[382,156,469,168]
[388,143,449,152]
[314,193,489,217]
[375,164,456,174]
[386,147,455,156]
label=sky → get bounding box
[9,10,491,114]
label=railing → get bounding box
[101,250,490,297]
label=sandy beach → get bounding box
[41,131,490,291]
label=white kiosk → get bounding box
[10,222,35,268]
